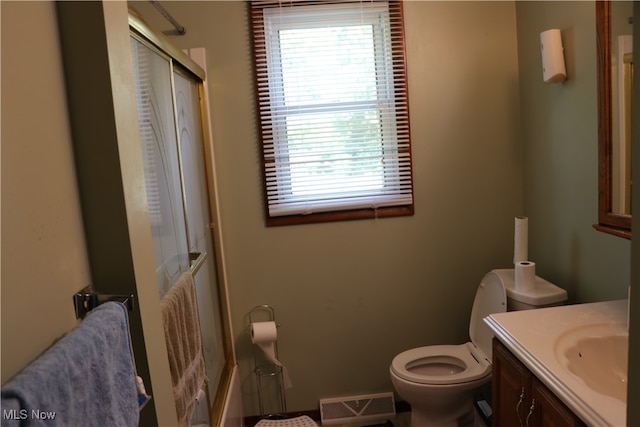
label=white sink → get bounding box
[554,323,628,402]
[486,300,629,426]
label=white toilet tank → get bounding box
[492,268,568,311]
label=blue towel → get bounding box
[1,302,139,427]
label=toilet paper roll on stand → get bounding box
[250,321,293,389]
[515,261,536,291]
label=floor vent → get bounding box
[319,392,395,425]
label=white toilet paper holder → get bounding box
[249,305,287,418]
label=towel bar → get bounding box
[73,286,134,319]
[189,251,207,276]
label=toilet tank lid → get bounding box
[494,268,568,306]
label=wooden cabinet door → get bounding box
[530,377,586,427]
[492,339,532,427]
[492,339,587,427]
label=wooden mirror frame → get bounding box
[594,0,632,239]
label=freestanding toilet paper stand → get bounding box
[249,305,287,419]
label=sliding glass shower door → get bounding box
[131,35,227,426]
[174,68,226,419]
[131,37,190,298]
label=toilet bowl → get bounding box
[389,269,567,427]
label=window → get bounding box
[250,0,413,225]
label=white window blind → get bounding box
[250,0,413,224]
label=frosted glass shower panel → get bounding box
[131,37,189,297]
[174,71,208,255]
[174,69,226,402]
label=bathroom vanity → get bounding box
[492,339,585,426]
[485,300,628,427]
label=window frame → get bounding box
[250,0,414,226]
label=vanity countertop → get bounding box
[485,299,627,427]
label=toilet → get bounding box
[389,269,567,427]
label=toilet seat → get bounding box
[390,342,491,385]
[390,270,507,388]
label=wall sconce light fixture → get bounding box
[540,29,567,83]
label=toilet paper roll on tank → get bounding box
[513,216,528,264]
[515,261,536,292]
[513,216,536,291]
[508,216,569,306]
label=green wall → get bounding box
[2,0,634,421]
[134,0,522,413]
[515,1,630,302]
[133,0,632,415]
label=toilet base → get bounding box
[390,373,490,427]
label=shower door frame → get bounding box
[56,2,234,425]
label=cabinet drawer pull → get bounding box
[516,387,525,427]
[525,399,536,427]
